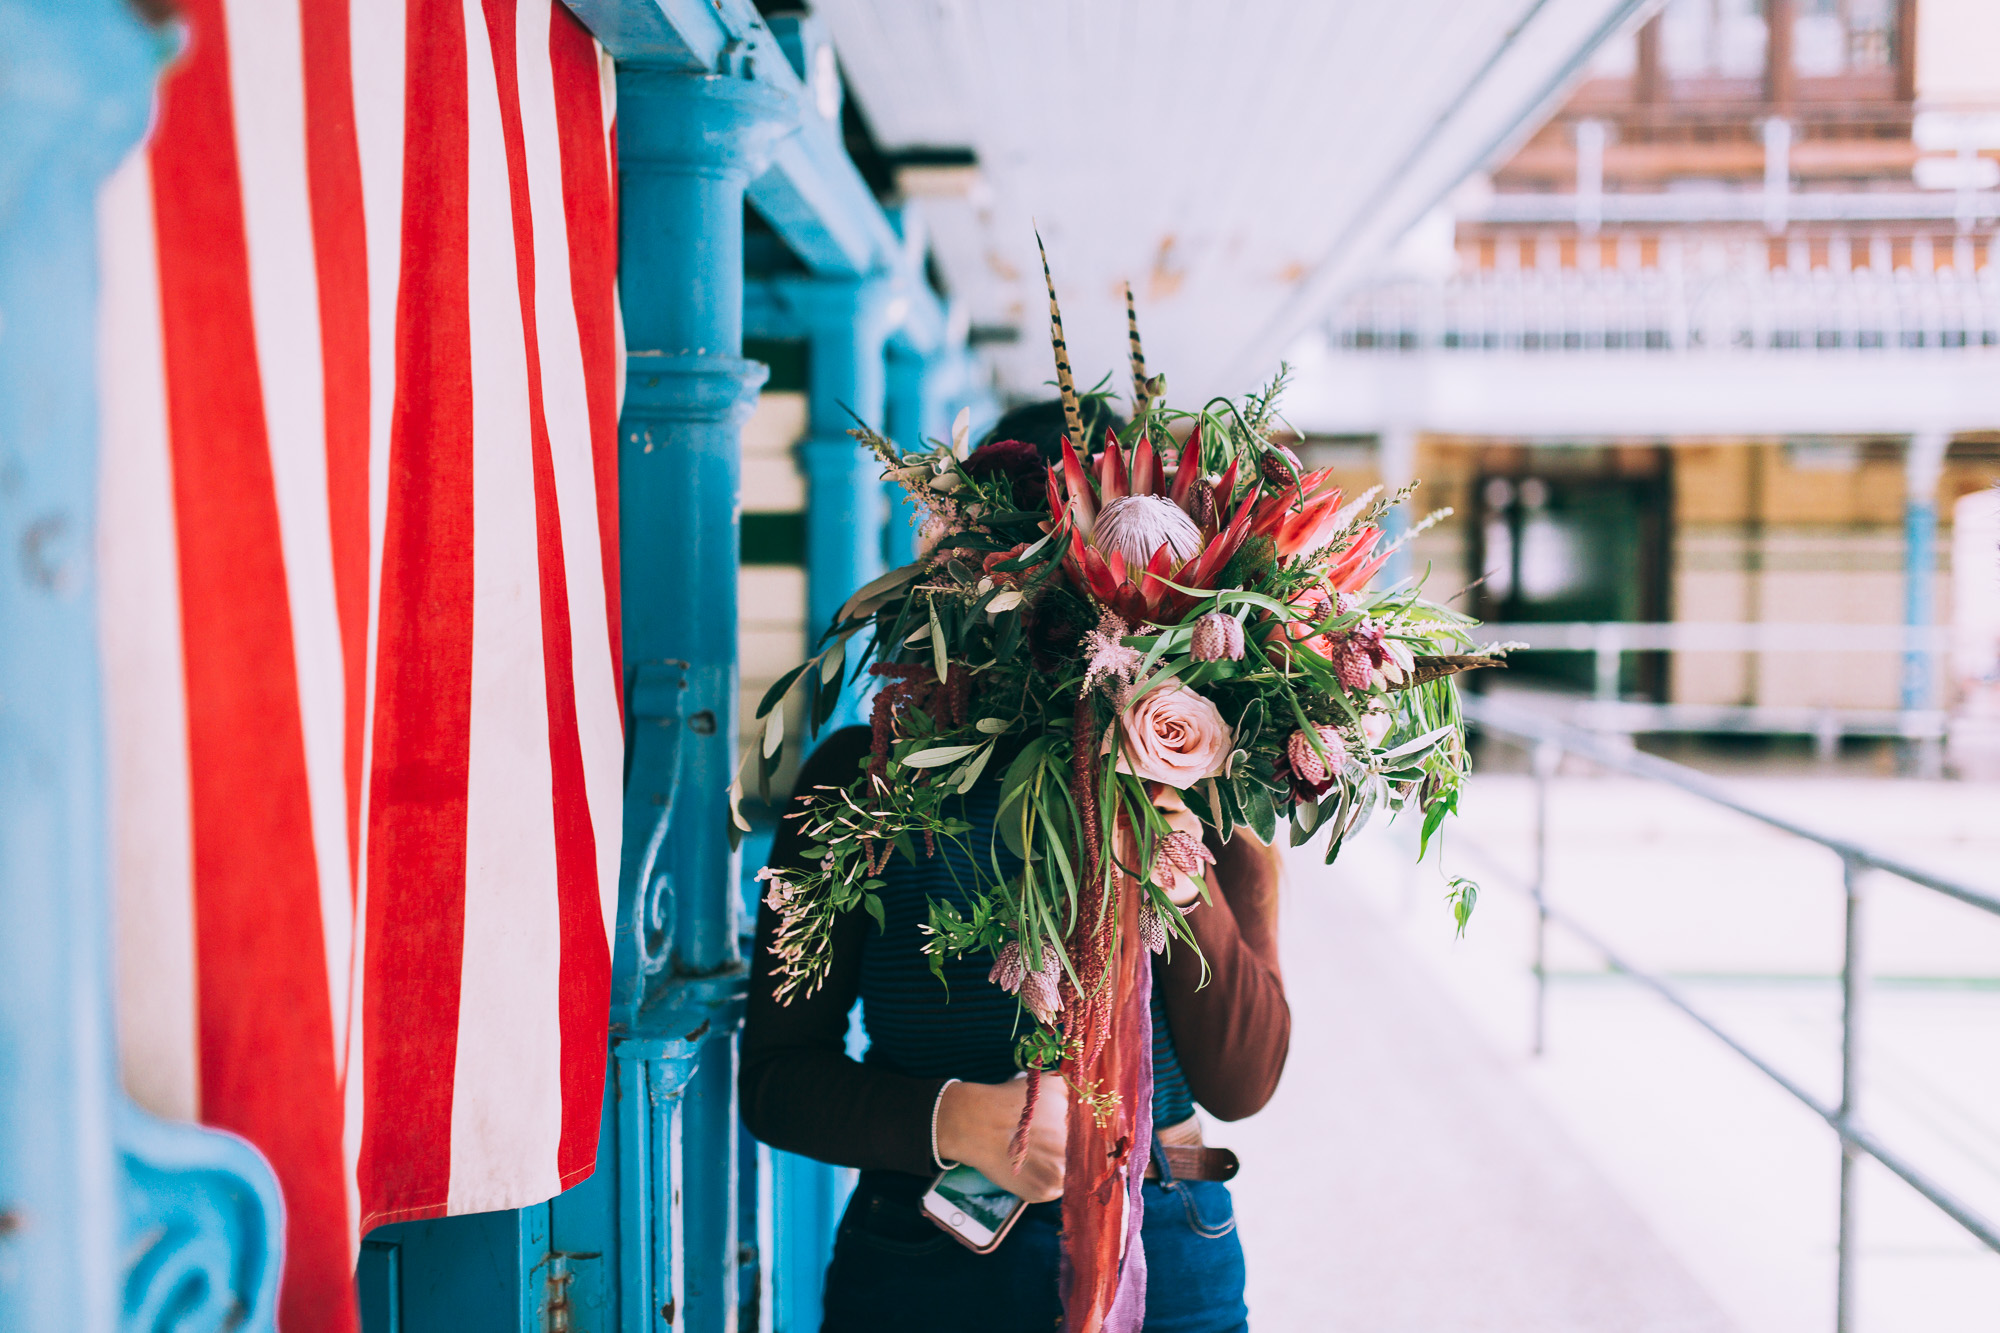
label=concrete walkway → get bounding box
[1220,864,1738,1332]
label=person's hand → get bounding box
[934,1074,1068,1202]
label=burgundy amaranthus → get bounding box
[867,661,971,778]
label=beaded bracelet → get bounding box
[930,1078,962,1173]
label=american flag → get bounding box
[96,1,623,1326]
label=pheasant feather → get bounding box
[1037,229,1086,449]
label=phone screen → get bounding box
[922,1164,1026,1251]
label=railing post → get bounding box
[1530,739,1559,1057]
[1835,853,1867,1333]
[1591,623,1621,704]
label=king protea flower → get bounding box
[1247,468,1393,592]
[1047,428,1256,626]
[1249,466,1348,557]
[1324,527,1392,593]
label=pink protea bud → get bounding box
[988,941,1026,994]
[1189,612,1245,662]
[1140,907,1168,955]
[1019,968,1062,1025]
[1287,725,1342,787]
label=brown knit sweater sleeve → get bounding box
[738,727,947,1177]
[1154,833,1290,1121]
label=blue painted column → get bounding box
[752,274,895,1330]
[883,347,942,568]
[608,64,796,1333]
[1902,431,1949,713]
[789,277,896,702]
[0,3,282,1329]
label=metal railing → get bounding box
[1475,621,1951,749]
[1327,264,2000,357]
[1465,694,2000,1333]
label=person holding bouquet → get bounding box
[740,265,1489,1332]
[742,402,1289,1333]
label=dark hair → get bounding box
[977,398,1128,464]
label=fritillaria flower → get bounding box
[991,940,1063,1025]
[1327,621,1416,690]
[1018,962,1062,1025]
[1047,428,1257,626]
[988,940,1028,992]
[1189,611,1245,662]
[1287,725,1344,789]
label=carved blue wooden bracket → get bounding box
[0,3,282,1330]
[117,1103,283,1332]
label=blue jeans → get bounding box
[821,1158,1247,1332]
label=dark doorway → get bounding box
[1469,447,1671,699]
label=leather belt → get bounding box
[1144,1144,1239,1183]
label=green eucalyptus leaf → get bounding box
[756,661,811,719]
[838,561,924,624]
[813,668,842,734]
[929,600,950,683]
[903,743,983,768]
[955,742,996,793]
[996,606,1024,661]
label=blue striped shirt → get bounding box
[853,779,1194,1128]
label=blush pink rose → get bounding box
[1109,681,1232,789]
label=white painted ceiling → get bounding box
[816,0,1656,405]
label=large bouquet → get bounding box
[747,248,1496,1330]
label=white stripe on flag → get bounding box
[346,0,408,1253]
[600,48,624,423]
[223,0,355,1059]
[448,0,565,1213]
[98,148,202,1126]
[516,0,621,945]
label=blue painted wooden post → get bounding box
[742,274,892,1332]
[608,61,796,1333]
[791,277,896,685]
[0,3,283,1329]
[882,348,938,568]
[1902,431,1948,713]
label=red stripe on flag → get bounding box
[483,0,609,1187]
[549,7,622,704]
[358,0,475,1231]
[147,3,357,1328]
[299,0,371,915]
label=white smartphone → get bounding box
[921,1163,1029,1253]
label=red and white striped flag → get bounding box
[96,1,624,1326]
